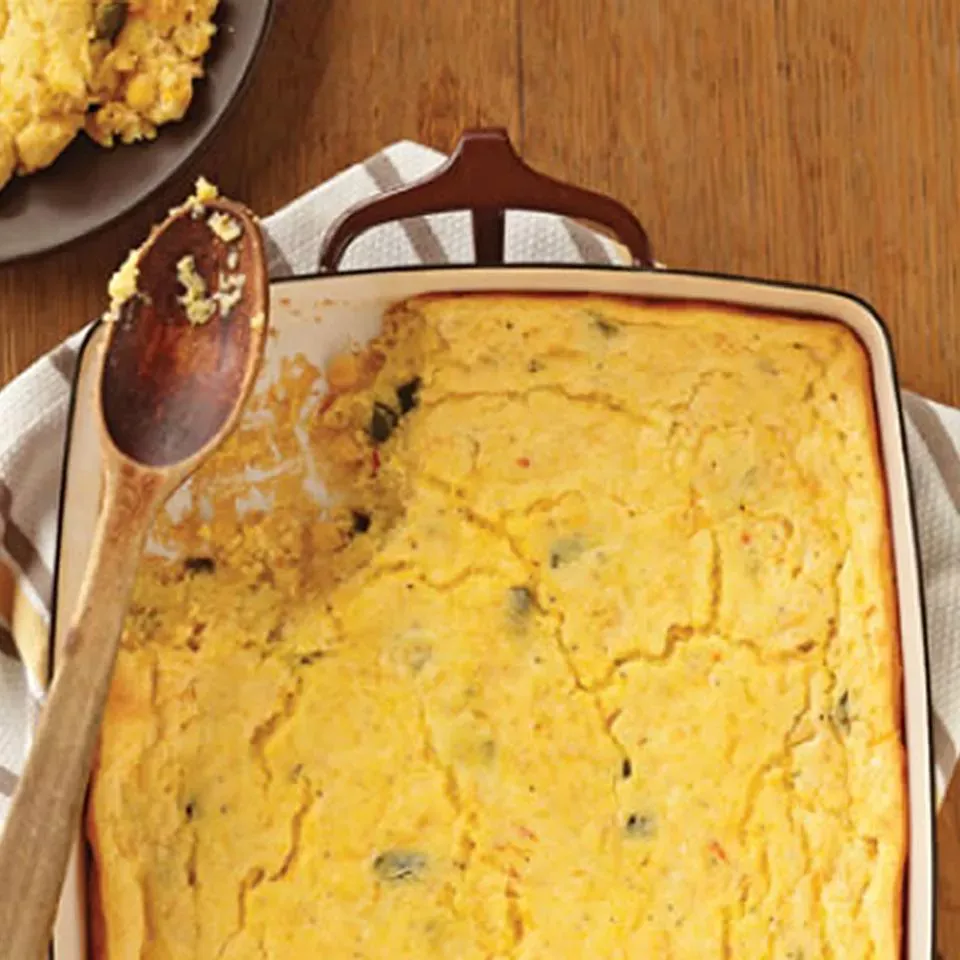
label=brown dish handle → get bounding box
[318,128,654,271]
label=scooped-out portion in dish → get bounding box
[0,0,218,191]
[87,294,906,959]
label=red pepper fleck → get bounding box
[740,533,752,545]
[517,457,531,468]
[708,840,728,863]
[319,393,336,414]
[371,449,381,476]
[515,824,539,843]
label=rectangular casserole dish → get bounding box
[48,129,935,959]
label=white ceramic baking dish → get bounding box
[48,129,934,959]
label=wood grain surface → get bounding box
[1,0,958,952]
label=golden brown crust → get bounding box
[848,334,908,957]
[86,809,108,960]
[86,704,115,960]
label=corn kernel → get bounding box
[125,73,156,111]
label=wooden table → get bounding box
[2,0,958,951]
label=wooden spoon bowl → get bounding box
[103,201,266,468]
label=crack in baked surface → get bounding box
[88,295,905,959]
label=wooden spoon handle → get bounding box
[0,471,159,958]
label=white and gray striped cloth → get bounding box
[1,141,959,834]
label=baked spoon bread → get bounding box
[87,293,906,959]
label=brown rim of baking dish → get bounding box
[47,127,935,959]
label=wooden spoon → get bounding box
[0,195,268,958]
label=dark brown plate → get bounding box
[0,0,274,266]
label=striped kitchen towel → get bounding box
[0,141,958,825]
